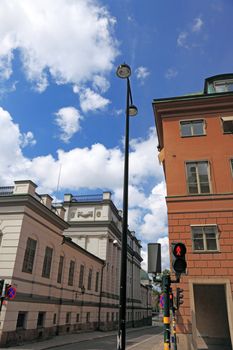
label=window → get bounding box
[214,79,233,93]
[87,268,92,290]
[68,260,75,286]
[186,161,211,194]
[53,313,57,324]
[95,272,99,292]
[79,264,84,289]
[106,312,109,322]
[192,226,218,252]
[86,312,90,323]
[0,230,3,246]
[42,247,53,278]
[66,312,71,324]
[37,312,45,328]
[112,312,114,322]
[16,312,27,329]
[221,116,233,134]
[76,313,80,323]
[22,238,37,274]
[231,159,233,176]
[57,255,64,283]
[180,120,205,137]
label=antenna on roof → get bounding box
[56,163,62,195]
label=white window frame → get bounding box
[191,225,219,252]
[180,119,206,137]
[221,116,233,134]
[185,160,212,194]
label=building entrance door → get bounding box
[193,284,232,350]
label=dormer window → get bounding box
[214,79,233,93]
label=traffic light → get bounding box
[176,287,184,309]
[169,290,174,309]
[172,242,187,275]
[0,280,4,297]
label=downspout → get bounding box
[98,262,106,330]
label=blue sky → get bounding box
[0,0,232,268]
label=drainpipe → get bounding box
[98,262,106,330]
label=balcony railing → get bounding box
[71,194,103,202]
[0,186,14,196]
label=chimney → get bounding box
[14,180,37,196]
[40,194,53,209]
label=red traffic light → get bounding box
[173,243,186,257]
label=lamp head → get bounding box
[116,63,131,79]
[128,104,138,117]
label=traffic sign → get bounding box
[6,286,16,300]
[159,294,165,308]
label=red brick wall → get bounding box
[168,206,233,333]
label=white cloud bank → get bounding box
[0,0,118,90]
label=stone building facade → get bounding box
[0,180,151,347]
[153,74,233,349]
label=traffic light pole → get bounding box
[162,274,171,350]
[171,295,177,350]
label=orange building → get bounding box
[153,74,233,350]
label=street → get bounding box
[47,326,163,350]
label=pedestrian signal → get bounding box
[172,242,187,275]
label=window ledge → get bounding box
[181,134,206,138]
[192,250,220,254]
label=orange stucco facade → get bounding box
[153,77,233,350]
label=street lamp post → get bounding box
[116,63,137,350]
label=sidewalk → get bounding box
[2,326,163,350]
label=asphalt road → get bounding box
[48,326,163,350]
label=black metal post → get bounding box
[117,77,130,350]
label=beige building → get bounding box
[0,180,151,347]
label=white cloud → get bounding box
[135,66,150,84]
[20,131,36,147]
[0,107,31,185]
[77,87,110,112]
[192,17,203,32]
[92,75,110,93]
[55,107,82,143]
[0,0,118,91]
[165,68,178,80]
[177,16,204,50]
[140,181,168,241]
[177,32,189,48]
[129,128,163,185]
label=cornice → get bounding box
[0,194,69,230]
